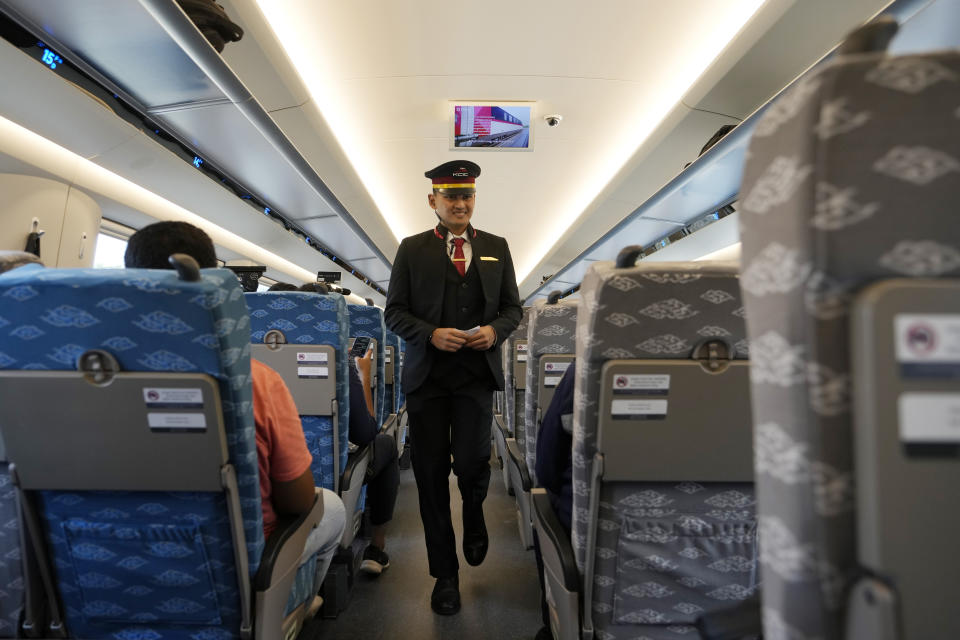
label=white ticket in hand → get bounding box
[464,326,482,336]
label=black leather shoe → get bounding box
[462,504,488,566]
[431,576,460,615]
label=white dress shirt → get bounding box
[446,230,473,273]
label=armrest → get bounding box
[340,444,371,495]
[695,596,762,640]
[506,438,532,491]
[253,488,325,591]
[532,488,579,591]
[494,413,507,437]
[380,412,397,435]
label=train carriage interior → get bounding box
[0,0,958,638]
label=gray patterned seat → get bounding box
[504,307,532,441]
[524,298,578,485]
[494,308,531,495]
[739,43,960,640]
[535,259,757,640]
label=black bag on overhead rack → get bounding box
[175,0,243,52]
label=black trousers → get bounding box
[365,432,399,526]
[406,375,493,578]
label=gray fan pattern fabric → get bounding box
[503,308,531,441]
[572,261,755,638]
[524,300,578,485]
[739,50,960,640]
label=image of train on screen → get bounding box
[454,105,529,148]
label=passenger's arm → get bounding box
[384,239,436,344]
[535,366,576,495]
[355,349,375,419]
[259,361,317,517]
[488,239,523,347]
[272,467,316,515]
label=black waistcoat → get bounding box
[431,255,493,385]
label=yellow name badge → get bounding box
[479,256,499,262]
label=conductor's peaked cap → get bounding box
[426,160,481,193]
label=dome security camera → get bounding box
[544,114,563,127]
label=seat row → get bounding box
[0,262,406,639]
[495,36,960,640]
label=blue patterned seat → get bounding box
[244,292,350,492]
[0,265,319,639]
[535,260,757,640]
[385,330,403,414]
[347,305,387,427]
[0,467,20,638]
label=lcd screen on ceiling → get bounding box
[452,104,532,150]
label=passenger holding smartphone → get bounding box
[298,287,400,576]
[349,343,399,576]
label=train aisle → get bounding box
[302,448,543,640]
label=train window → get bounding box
[92,232,127,269]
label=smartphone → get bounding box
[350,336,372,358]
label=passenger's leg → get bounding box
[300,489,346,589]
[367,432,399,533]
[407,391,458,579]
[361,432,400,574]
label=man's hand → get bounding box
[465,325,497,351]
[431,327,469,352]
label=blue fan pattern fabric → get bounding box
[0,468,21,637]
[385,330,404,413]
[0,266,262,640]
[244,293,351,491]
[347,305,387,427]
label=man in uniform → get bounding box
[385,160,522,615]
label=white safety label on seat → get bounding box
[297,351,328,363]
[898,393,960,442]
[517,343,528,351]
[544,361,571,373]
[517,354,528,362]
[143,387,203,409]
[611,374,670,395]
[386,355,392,363]
[544,376,563,387]
[298,366,329,379]
[895,314,960,377]
[611,399,668,420]
[147,412,207,431]
[517,343,528,362]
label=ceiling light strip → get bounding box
[0,112,316,283]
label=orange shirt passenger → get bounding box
[251,359,315,538]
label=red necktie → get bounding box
[452,238,466,277]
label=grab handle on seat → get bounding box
[169,253,201,281]
[615,245,643,268]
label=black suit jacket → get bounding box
[385,227,522,394]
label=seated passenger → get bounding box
[124,221,346,594]
[532,363,575,640]
[535,363,575,533]
[268,281,299,291]
[297,283,400,576]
